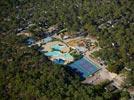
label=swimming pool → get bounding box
[44,51,62,57]
[51,44,65,51]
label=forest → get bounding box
[0,0,133,99]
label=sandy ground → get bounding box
[64,37,82,43]
[17,32,32,37]
[66,38,82,47]
[82,73,104,85]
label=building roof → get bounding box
[43,37,52,43]
[26,38,35,45]
[75,46,87,52]
[63,35,69,39]
[105,83,117,92]
[53,59,65,64]
[127,86,134,95]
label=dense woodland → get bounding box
[0,0,133,99]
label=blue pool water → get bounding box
[51,44,65,51]
[44,51,62,57]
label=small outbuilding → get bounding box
[53,59,65,64]
[25,37,35,46]
[42,37,52,43]
[105,83,117,92]
[75,46,87,53]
